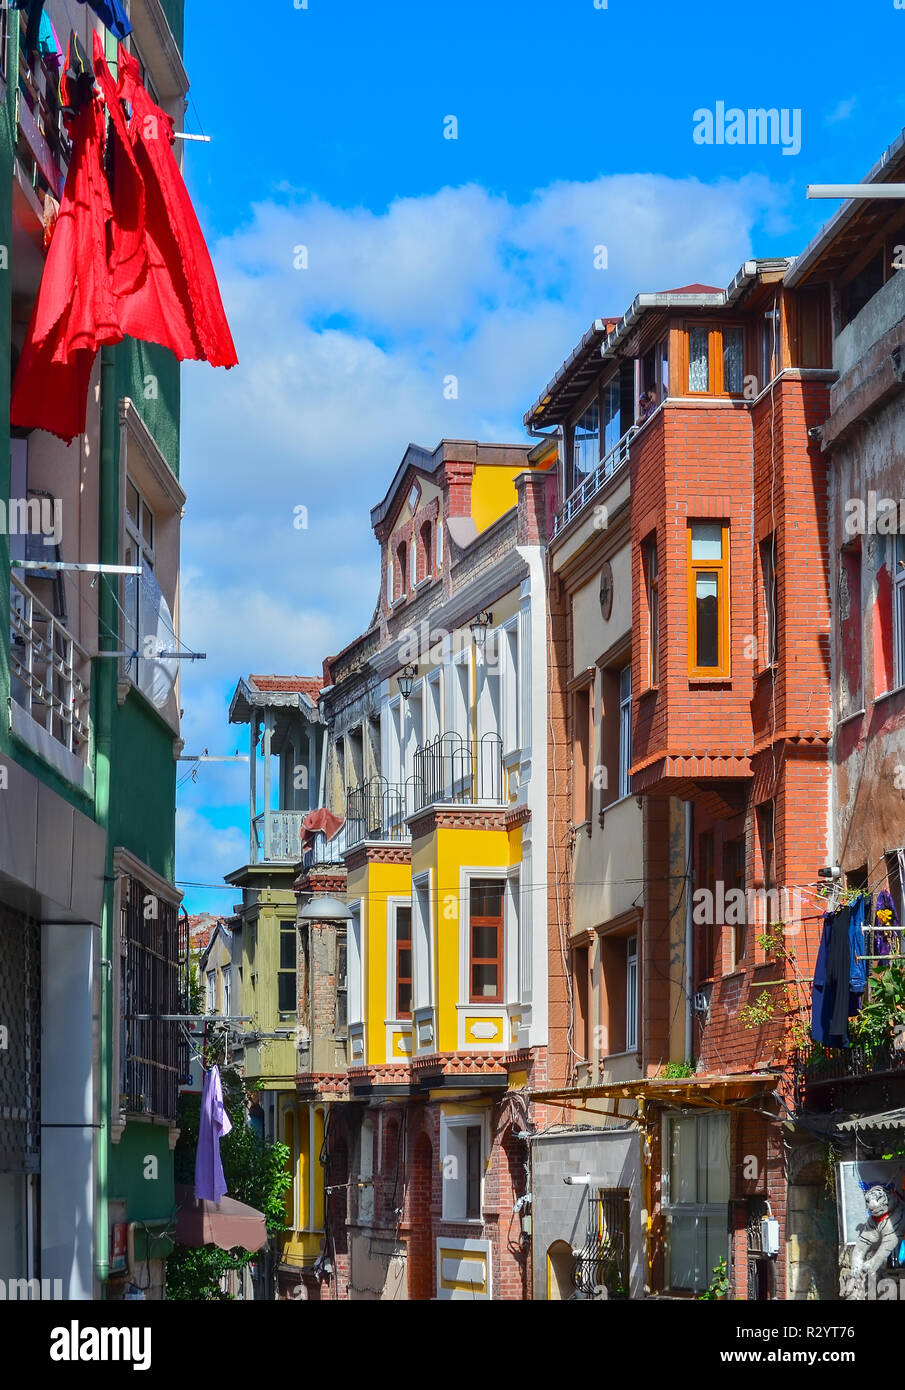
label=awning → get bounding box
[531,1073,779,1118]
[174,1186,267,1252]
[837,1108,905,1135]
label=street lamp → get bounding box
[298,895,352,923]
[398,663,418,699]
[470,610,493,646]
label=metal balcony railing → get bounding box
[302,818,355,869]
[553,425,638,537]
[414,732,504,810]
[10,571,90,758]
[251,808,307,864]
[793,1040,905,1107]
[346,777,420,845]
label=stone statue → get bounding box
[843,1184,905,1299]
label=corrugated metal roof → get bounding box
[837,1107,905,1133]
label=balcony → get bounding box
[251,808,307,864]
[302,818,355,869]
[9,571,92,792]
[16,14,69,200]
[414,732,504,808]
[794,1041,905,1108]
[553,425,637,537]
[346,777,418,846]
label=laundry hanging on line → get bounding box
[194,1064,232,1205]
[811,893,870,1049]
[11,34,236,444]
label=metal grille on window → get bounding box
[121,876,179,1120]
[0,905,41,1173]
[746,1197,771,1300]
[571,1188,630,1299]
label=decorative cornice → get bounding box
[409,805,508,839]
[344,843,412,871]
[505,805,531,829]
[293,869,346,894]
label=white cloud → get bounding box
[177,170,789,909]
[826,96,857,125]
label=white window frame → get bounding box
[412,872,434,1013]
[440,1110,488,1222]
[618,663,632,799]
[625,935,638,1052]
[347,901,364,1027]
[502,617,519,758]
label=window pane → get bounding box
[690,524,723,561]
[572,400,600,477]
[278,973,296,1013]
[466,1127,482,1218]
[620,664,632,703]
[603,378,621,455]
[688,327,710,391]
[396,907,411,941]
[722,326,744,393]
[669,1117,697,1203]
[126,480,140,525]
[397,947,412,979]
[397,981,412,1016]
[472,926,498,960]
[472,963,498,998]
[280,929,296,969]
[470,880,503,917]
[695,573,719,668]
[699,1114,730,1203]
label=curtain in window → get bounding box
[722,328,744,394]
[688,327,709,392]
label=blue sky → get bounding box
[174,0,904,913]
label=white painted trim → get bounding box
[384,894,412,1062]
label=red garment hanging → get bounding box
[113,42,237,369]
[10,91,123,443]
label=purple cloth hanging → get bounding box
[194,1064,233,1203]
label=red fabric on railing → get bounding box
[300,808,345,851]
[10,89,123,443]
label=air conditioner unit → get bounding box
[693,991,710,1015]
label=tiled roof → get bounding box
[248,675,322,700]
[663,283,723,294]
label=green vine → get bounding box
[697,1256,730,1300]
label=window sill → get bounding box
[874,685,905,706]
[836,706,866,727]
[639,683,659,697]
[754,663,777,680]
[688,675,732,685]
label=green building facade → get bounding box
[1,0,189,1299]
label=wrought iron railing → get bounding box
[571,1188,630,1299]
[346,777,421,845]
[414,731,504,809]
[10,571,91,757]
[553,425,638,536]
[251,808,307,863]
[794,1040,905,1106]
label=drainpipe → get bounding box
[94,343,118,1291]
[684,800,694,1064]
